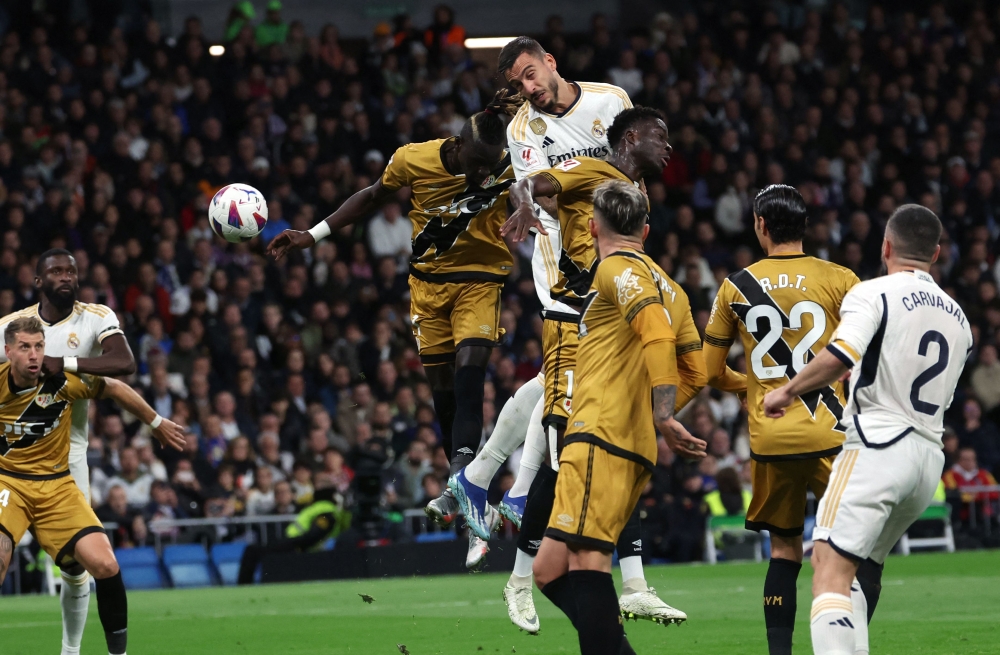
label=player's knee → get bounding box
[88,556,120,580]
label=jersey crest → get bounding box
[529,117,547,135]
[591,119,605,139]
[614,267,642,305]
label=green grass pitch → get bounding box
[2,550,997,654]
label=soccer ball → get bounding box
[209,183,268,243]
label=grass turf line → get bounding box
[0,550,997,654]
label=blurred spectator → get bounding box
[943,447,999,528]
[96,485,149,549]
[108,447,154,509]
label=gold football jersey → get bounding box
[380,138,514,283]
[0,365,105,478]
[532,157,639,308]
[567,249,694,469]
[705,254,860,458]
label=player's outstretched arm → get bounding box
[501,175,557,241]
[42,333,136,378]
[101,378,186,451]
[762,348,848,418]
[267,179,397,260]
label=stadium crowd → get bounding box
[0,0,998,562]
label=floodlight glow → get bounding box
[464,37,516,49]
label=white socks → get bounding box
[811,592,856,655]
[619,557,646,594]
[508,572,532,588]
[512,548,535,578]
[509,395,547,497]
[464,376,543,489]
[850,578,870,654]
[60,571,91,655]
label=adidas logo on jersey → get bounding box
[541,136,555,148]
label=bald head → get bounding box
[885,204,942,263]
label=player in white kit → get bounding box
[0,249,136,655]
[763,205,972,655]
[448,36,682,633]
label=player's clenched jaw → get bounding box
[36,252,79,312]
[5,331,45,387]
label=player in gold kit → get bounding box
[703,185,860,655]
[0,316,184,655]
[530,181,707,655]
[267,97,520,564]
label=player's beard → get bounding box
[42,283,76,312]
[533,79,561,112]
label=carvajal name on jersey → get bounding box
[901,290,967,326]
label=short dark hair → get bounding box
[606,106,666,151]
[593,180,648,236]
[753,185,808,244]
[886,204,942,262]
[5,315,44,345]
[497,36,546,75]
[36,248,74,276]
[461,109,506,146]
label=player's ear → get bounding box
[589,218,598,239]
[642,224,650,243]
[543,53,557,71]
[930,243,940,264]
[881,237,891,261]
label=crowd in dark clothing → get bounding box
[0,0,998,558]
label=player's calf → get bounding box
[0,531,12,585]
[810,541,861,655]
[75,532,128,655]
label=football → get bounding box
[208,183,268,243]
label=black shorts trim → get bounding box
[455,337,499,350]
[745,519,803,537]
[0,467,72,481]
[748,446,843,463]
[408,266,508,284]
[542,311,581,324]
[544,527,615,552]
[826,344,856,369]
[542,414,567,430]
[819,537,863,563]
[419,352,456,366]
[563,433,655,472]
[55,525,106,567]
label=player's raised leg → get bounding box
[616,507,687,625]
[499,393,547,528]
[451,374,543,538]
[73,532,129,655]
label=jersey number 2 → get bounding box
[747,301,827,379]
[909,330,950,415]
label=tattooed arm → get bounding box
[0,531,12,585]
[653,384,707,458]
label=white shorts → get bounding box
[68,448,91,505]
[813,439,944,564]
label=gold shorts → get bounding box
[409,279,503,365]
[0,472,105,566]
[746,455,836,536]
[541,317,579,428]
[545,441,651,551]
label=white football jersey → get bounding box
[0,302,123,455]
[506,82,632,316]
[827,270,972,449]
